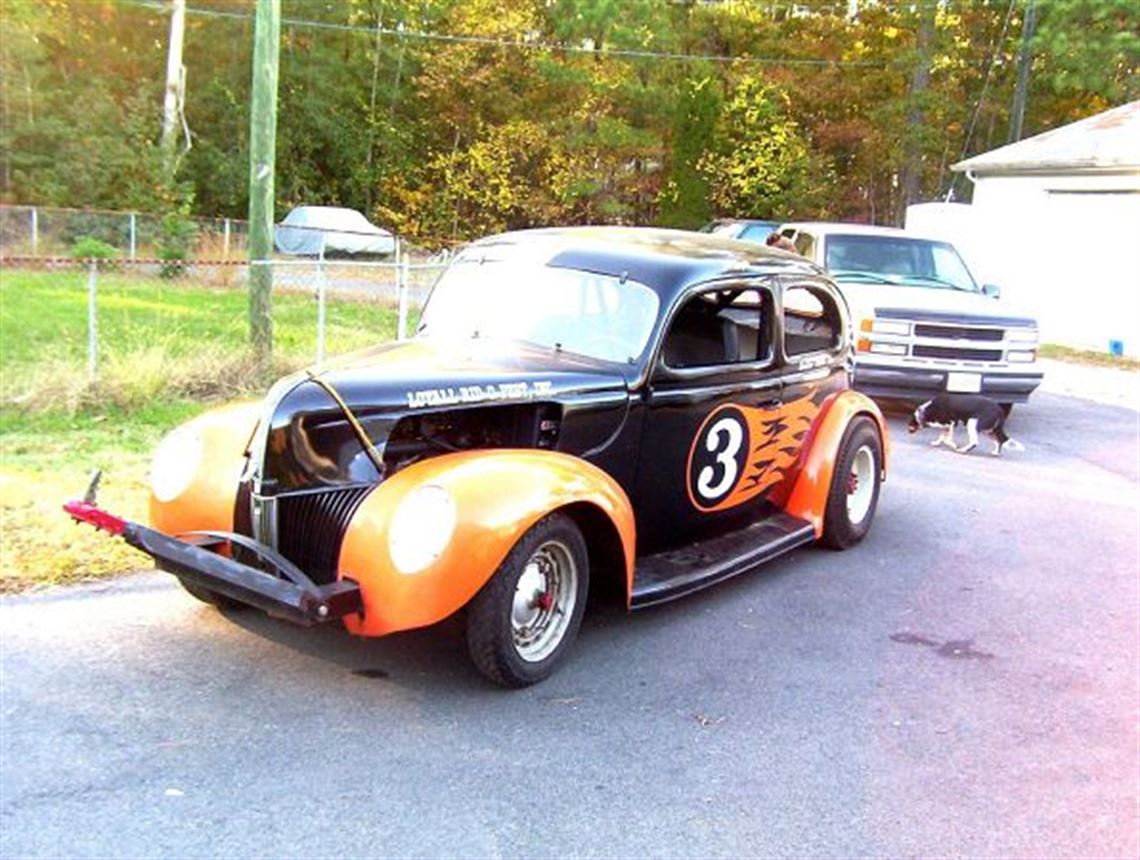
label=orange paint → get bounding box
[784,390,888,536]
[338,449,636,637]
[148,401,260,537]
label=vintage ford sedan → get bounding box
[67,227,888,686]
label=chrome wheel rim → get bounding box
[846,444,876,525]
[511,539,578,663]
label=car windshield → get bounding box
[418,255,660,364]
[824,234,978,292]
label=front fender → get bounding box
[148,401,260,536]
[338,449,636,637]
[785,391,888,537]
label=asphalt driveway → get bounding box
[2,380,1137,859]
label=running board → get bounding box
[631,512,816,609]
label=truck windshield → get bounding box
[824,234,978,292]
[418,257,660,364]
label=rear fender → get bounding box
[785,391,888,537]
[339,449,636,637]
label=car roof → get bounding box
[467,226,824,305]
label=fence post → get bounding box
[87,261,98,381]
[30,207,38,257]
[316,235,327,369]
[397,255,410,341]
[129,212,137,261]
[223,218,231,260]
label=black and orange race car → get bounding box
[66,227,888,687]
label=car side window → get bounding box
[661,286,774,370]
[783,284,842,357]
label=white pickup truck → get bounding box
[776,222,1042,410]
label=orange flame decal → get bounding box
[686,392,821,513]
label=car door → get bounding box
[632,279,792,552]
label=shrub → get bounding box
[70,236,119,261]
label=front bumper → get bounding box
[853,361,1043,404]
[64,501,362,625]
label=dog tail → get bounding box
[1001,437,1025,453]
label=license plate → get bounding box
[946,372,982,393]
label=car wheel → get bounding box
[179,579,247,611]
[820,416,883,550]
[466,513,589,688]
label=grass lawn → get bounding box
[0,267,404,592]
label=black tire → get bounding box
[178,579,247,611]
[466,513,589,688]
[820,416,883,550]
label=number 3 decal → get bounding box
[687,406,750,511]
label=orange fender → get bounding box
[339,450,636,637]
[784,390,889,537]
[148,401,260,536]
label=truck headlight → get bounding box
[1008,328,1039,344]
[1007,350,1037,363]
[868,342,908,356]
[388,484,456,574]
[866,319,910,336]
[150,425,203,502]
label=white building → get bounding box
[910,101,1140,356]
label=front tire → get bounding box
[466,513,589,688]
[820,416,883,550]
[178,579,247,610]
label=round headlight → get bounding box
[388,484,456,574]
[150,424,203,503]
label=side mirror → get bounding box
[982,283,1001,299]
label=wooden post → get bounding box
[247,0,280,369]
[87,261,98,381]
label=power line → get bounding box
[119,0,888,69]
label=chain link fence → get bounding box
[0,256,449,390]
[0,204,250,261]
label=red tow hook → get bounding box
[535,592,554,612]
[63,500,129,536]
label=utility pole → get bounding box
[900,2,935,221]
[248,0,280,369]
[1009,0,1037,143]
[161,0,187,178]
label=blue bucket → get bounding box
[1108,339,1124,357]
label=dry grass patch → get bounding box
[0,460,152,593]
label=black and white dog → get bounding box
[907,394,1025,456]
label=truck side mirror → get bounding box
[982,283,1001,299]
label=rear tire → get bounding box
[820,416,883,550]
[466,513,589,688]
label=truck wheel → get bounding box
[820,416,882,550]
[466,513,589,688]
[179,579,246,611]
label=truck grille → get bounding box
[276,486,372,585]
[914,323,1004,342]
[913,345,1004,362]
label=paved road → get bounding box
[2,390,1137,859]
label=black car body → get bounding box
[69,227,889,686]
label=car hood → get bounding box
[269,336,630,419]
[835,281,1037,325]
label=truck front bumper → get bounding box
[64,501,363,626]
[853,361,1044,404]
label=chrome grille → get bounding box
[913,345,1004,362]
[275,486,372,585]
[914,323,1004,342]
